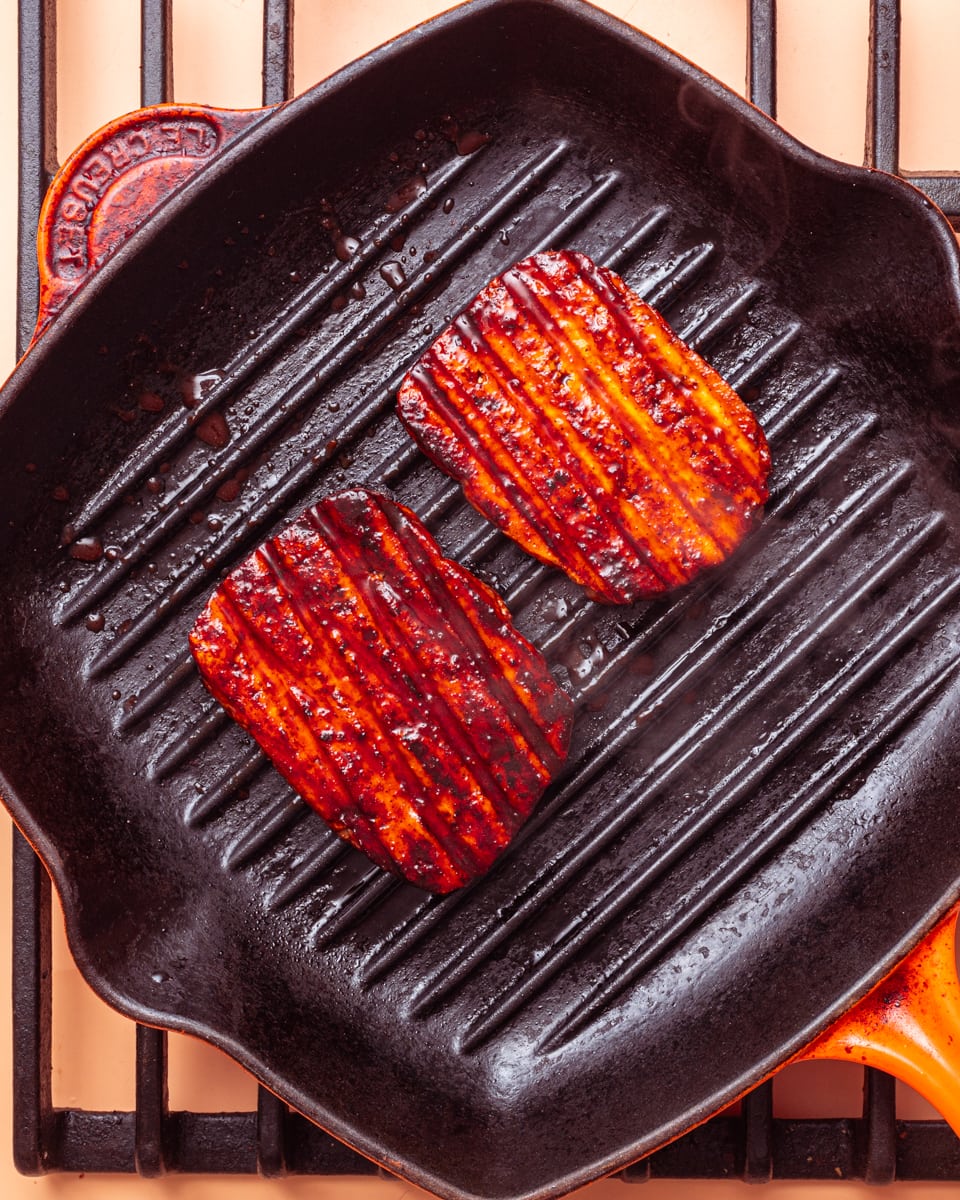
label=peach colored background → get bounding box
[1,2,960,1198]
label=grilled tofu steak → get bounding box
[190,489,573,893]
[398,250,771,604]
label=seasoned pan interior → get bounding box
[3,2,960,1198]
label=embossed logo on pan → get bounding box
[50,117,221,280]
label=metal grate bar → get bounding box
[53,1111,135,1172]
[742,1080,774,1182]
[255,1088,287,1177]
[140,0,173,107]
[139,2,174,1155]
[866,0,900,173]
[262,0,294,105]
[134,1026,169,1175]
[16,0,56,354]
[11,832,52,1174]
[861,1068,897,1184]
[909,174,960,223]
[746,0,776,117]
[900,0,960,238]
[12,0,56,1180]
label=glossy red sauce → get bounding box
[190,489,573,892]
[398,249,771,604]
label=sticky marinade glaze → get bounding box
[398,250,771,604]
[189,489,574,893]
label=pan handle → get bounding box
[32,103,271,345]
[794,900,960,1132]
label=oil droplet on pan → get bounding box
[562,635,605,681]
[69,537,103,562]
[456,130,491,155]
[194,411,231,449]
[542,596,569,622]
[334,234,360,261]
[180,371,223,408]
[380,261,407,291]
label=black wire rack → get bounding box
[11,0,960,1183]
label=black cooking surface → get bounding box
[5,2,960,1196]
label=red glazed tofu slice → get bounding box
[189,489,573,893]
[398,250,771,604]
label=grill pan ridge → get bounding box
[4,2,960,1198]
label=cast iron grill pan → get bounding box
[3,2,960,1197]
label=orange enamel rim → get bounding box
[794,899,960,1133]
